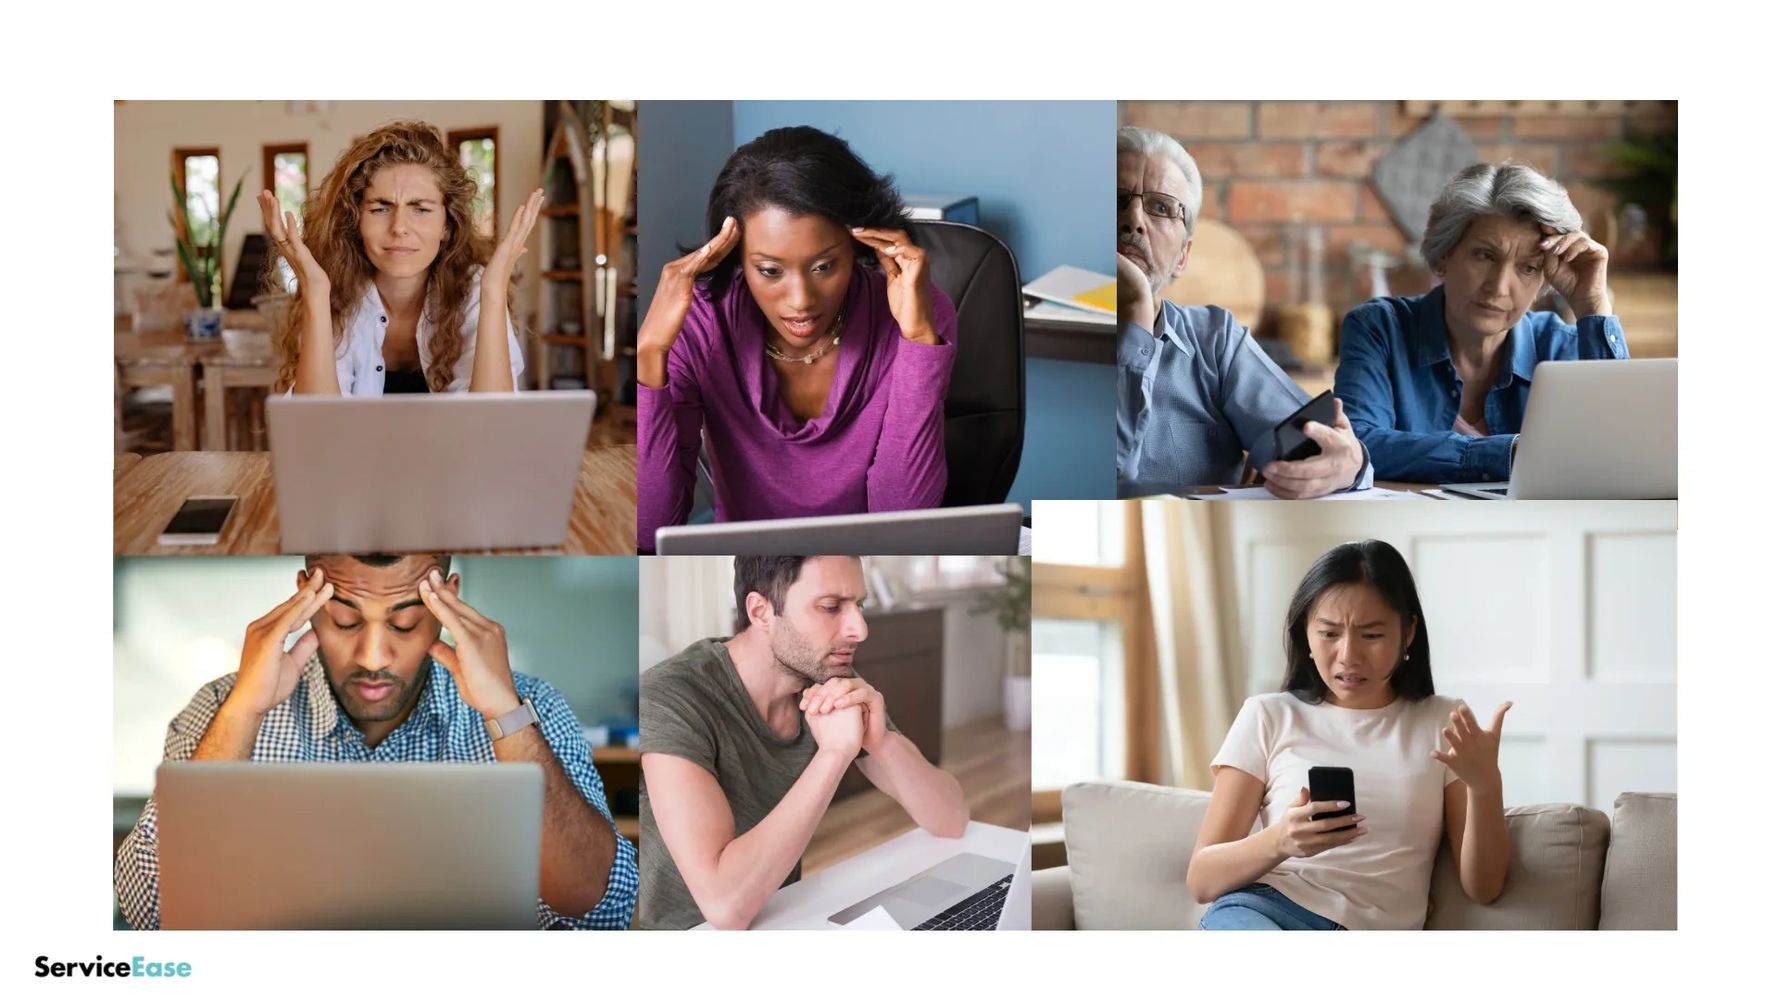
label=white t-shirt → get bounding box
[326,271,524,395]
[1210,691,1462,930]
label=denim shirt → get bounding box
[1117,301,1374,497]
[1334,285,1629,483]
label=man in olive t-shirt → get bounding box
[637,556,970,930]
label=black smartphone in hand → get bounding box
[1273,390,1338,463]
[1308,766,1356,822]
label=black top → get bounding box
[382,366,430,395]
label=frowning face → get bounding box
[762,556,869,685]
[1117,149,1192,295]
[1306,583,1415,710]
[1439,214,1548,341]
[300,555,450,735]
[358,164,449,281]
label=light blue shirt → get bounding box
[1117,301,1373,497]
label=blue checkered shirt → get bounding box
[114,656,639,930]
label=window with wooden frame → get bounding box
[171,146,221,281]
[262,142,308,221]
[1029,502,1159,827]
[447,127,498,238]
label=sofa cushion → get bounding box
[1425,802,1610,929]
[1061,781,1211,929]
[1598,793,1677,929]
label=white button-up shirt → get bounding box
[326,273,524,394]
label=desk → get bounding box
[1024,311,1113,365]
[114,446,638,555]
[114,452,142,484]
[694,821,1030,930]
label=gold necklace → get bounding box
[765,307,845,365]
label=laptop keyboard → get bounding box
[912,874,1013,931]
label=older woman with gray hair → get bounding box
[1333,162,1627,484]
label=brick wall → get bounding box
[1118,101,1678,335]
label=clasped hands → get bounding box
[799,676,891,760]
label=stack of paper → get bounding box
[1023,266,1116,326]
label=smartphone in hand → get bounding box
[1273,390,1338,462]
[1308,766,1356,822]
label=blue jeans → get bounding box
[1199,883,1344,930]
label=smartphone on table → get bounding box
[157,495,238,546]
[1308,765,1356,822]
[1272,390,1338,462]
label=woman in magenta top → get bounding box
[636,126,958,551]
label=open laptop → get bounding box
[1441,359,1677,500]
[655,503,1024,555]
[155,762,543,930]
[267,392,593,551]
[827,847,1032,930]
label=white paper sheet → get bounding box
[1186,486,1433,502]
[839,906,905,931]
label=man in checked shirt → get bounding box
[114,553,639,929]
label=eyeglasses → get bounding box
[1117,188,1189,223]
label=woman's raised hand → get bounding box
[851,227,938,345]
[484,188,546,292]
[636,216,740,388]
[1431,701,1511,793]
[1269,786,1367,860]
[1539,224,1611,317]
[258,191,328,294]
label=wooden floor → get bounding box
[804,718,1031,874]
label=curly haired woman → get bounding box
[259,120,544,395]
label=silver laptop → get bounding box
[828,848,1030,930]
[267,392,593,551]
[655,503,1024,555]
[1442,359,1677,500]
[156,762,543,930]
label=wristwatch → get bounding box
[485,697,540,740]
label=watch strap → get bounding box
[485,697,540,740]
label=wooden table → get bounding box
[114,446,637,555]
[114,452,142,484]
[116,317,274,451]
[201,352,279,451]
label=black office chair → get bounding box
[908,220,1026,507]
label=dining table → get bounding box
[115,310,275,452]
[113,445,637,555]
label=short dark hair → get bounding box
[698,126,910,299]
[304,553,452,574]
[732,556,812,633]
[1281,540,1434,704]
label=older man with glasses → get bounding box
[1115,126,1371,499]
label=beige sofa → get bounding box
[1034,781,1676,930]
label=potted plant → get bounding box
[1595,128,1677,270]
[169,169,245,340]
[969,557,1032,731]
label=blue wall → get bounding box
[732,101,1109,281]
[636,101,735,314]
[639,101,1117,507]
